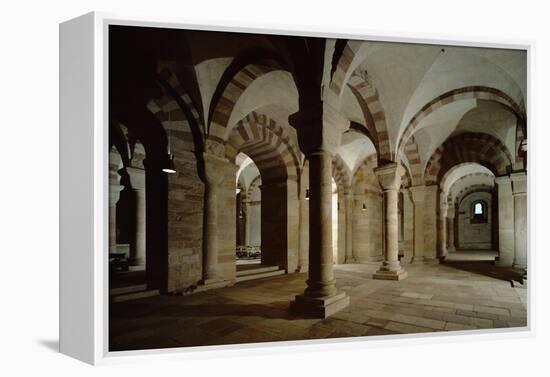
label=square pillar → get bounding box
[438,193,448,261]
[447,205,456,252]
[401,188,414,263]
[423,185,439,262]
[511,172,527,270]
[409,185,426,264]
[495,175,515,267]
[344,190,355,263]
[201,152,229,285]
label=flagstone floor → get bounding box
[109,251,527,352]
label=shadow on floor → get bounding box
[442,259,525,286]
[38,339,59,353]
[111,301,294,320]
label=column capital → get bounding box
[510,171,527,195]
[289,102,349,156]
[203,152,229,185]
[374,162,403,191]
[409,185,426,203]
[109,183,124,206]
[126,166,146,190]
[204,138,225,158]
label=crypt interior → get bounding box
[108,25,528,351]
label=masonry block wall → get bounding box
[166,138,205,293]
[458,192,493,249]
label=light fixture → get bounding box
[236,188,241,195]
[361,203,367,212]
[162,130,176,174]
[305,188,310,201]
[162,153,176,174]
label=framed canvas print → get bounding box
[59,12,531,365]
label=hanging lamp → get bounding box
[162,129,176,174]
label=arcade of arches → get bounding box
[108,26,527,350]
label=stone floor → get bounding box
[109,251,527,352]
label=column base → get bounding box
[345,257,356,264]
[373,261,408,280]
[290,291,350,318]
[372,269,408,281]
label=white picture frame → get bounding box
[59,11,534,365]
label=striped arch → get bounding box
[332,154,351,193]
[397,86,526,157]
[452,184,496,208]
[352,154,381,194]
[110,121,131,167]
[248,175,262,198]
[439,163,495,193]
[424,133,513,185]
[401,135,422,185]
[208,64,279,145]
[445,172,494,202]
[225,113,300,184]
[146,94,198,153]
[328,40,362,98]
[346,67,391,161]
[157,64,204,134]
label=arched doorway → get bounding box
[226,116,301,280]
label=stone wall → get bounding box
[353,191,383,263]
[247,184,261,247]
[217,161,238,281]
[166,148,205,292]
[402,189,414,262]
[423,185,438,260]
[458,191,493,250]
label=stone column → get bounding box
[298,165,309,272]
[109,150,123,254]
[447,205,456,252]
[127,167,146,266]
[373,163,408,280]
[495,175,515,267]
[409,185,425,264]
[511,172,527,270]
[438,193,448,261]
[202,152,227,284]
[243,197,251,246]
[289,104,349,318]
[344,189,355,263]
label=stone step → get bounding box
[236,269,285,283]
[109,284,147,296]
[110,289,160,303]
[236,265,279,277]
